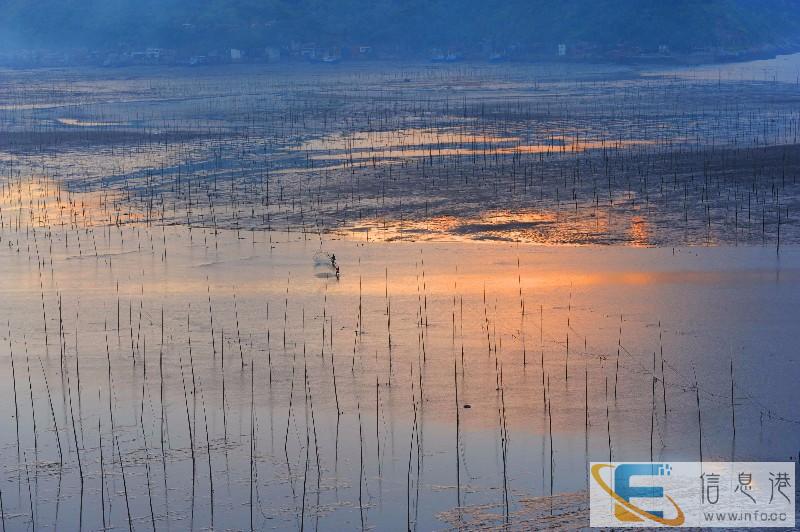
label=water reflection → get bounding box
[299,128,652,163]
[0,184,797,529]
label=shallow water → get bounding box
[649,52,800,84]
[1,58,799,530]
[2,59,800,248]
[0,178,798,529]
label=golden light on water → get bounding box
[0,176,141,229]
[297,127,653,163]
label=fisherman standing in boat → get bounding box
[314,250,340,279]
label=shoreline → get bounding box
[2,46,800,71]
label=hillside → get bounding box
[1,0,800,55]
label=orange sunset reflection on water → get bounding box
[296,127,653,163]
[0,176,142,229]
[338,207,624,245]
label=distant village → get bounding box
[0,40,789,68]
